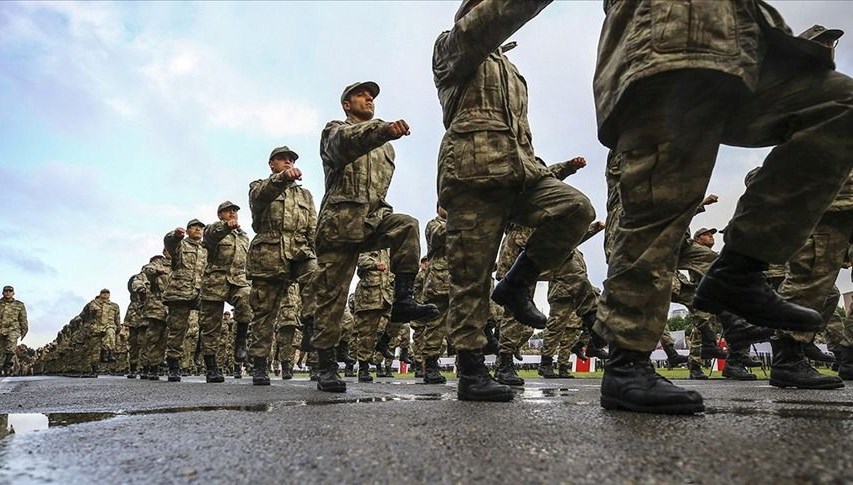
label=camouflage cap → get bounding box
[269,146,299,162]
[186,218,205,229]
[217,200,240,213]
[340,81,380,103]
[693,227,717,239]
[149,255,164,263]
[100,288,110,294]
[799,25,844,44]
[2,286,13,292]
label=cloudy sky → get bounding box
[2,1,852,348]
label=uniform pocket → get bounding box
[651,0,739,55]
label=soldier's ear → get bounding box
[342,100,351,113]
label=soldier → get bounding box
[309,81,438,393]
[274,283,302,380]
[0,286,27,375]
[433,1,595,401]
[125,269,148,378]
[217,311,237,377]
[420,207,450,384]
[199,201,252,383]
[352,250,394,382]
[141,253,171,380]
[247,146,318,385]
[593,1,853,413]
[162,220,208,382]
[76,289,121,376]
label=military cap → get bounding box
[2,286,13,292]
[186,218,205,229]
[799,25,844,44]
[269,146,299,162]
[100,288,110,294]
[149,255,164,263]
[693,227,717,239]
[217,200,240,213]
[340,81,380,103]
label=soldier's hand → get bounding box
[568,156,587,170]
[226,219,240,229]
[282,167,302,181]
[174,227,186,238]
[385,120,411,139]
[376,263,387,271]
[590,220,605,233]
[702,194,719,206]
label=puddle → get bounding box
[522,388,580,398]
[706,406,853,420]
[1,412,118,438]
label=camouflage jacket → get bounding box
[78,298,121,333]
[163,232,207,304]
[142,259,170,321]
[828,170,853,212]
[354,249,393,312]
[423,216,449,300]
[433,0,552,204]
[318,116,396,245]
[248,179,317,280]
[124,272,147,328]
[202,221,250,300]
[0,298,27,337]
[594,0,835,147]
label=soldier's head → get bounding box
[223,311,232,319]
[693,228,717,249]
[455,0,484,21]
[799,24,844,60]
[186,219,205,240]
[2,286,13,300]
[217,201,240,223]
[341,81,379,122]
[99,289,111,301]
[268,146,298,174]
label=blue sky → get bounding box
[1,1,852,348]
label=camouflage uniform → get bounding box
[410,266,428,364]
[125,271,147,373]
[495,225,535,355]
[542,249,598,360]
[420,216,450,362]
[76,295,121,368]
[274,282,302,368]
[200,219,252,357]
[247,178,317,367]
[593,0,853,351]
[141,256,171,372]
[217,313,236,373]
[433,1,594,351]
[163,230,207,360]
[0,294,27,370]
[353,250,394,363]
[311,116,422,351]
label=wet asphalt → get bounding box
[0,374,851,484]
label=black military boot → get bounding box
[99,349,108,363]
[688,361,708,380]
[835,347,853,380]
[126,364,137,379]
[166,357,181,382]
[317,348,346,393]
[390,273,439,322]
[586,332,609,360]
[483,323,499,355]
[699,325,728,360]
[300,317,315,351]
[148,364,161,380]
[803,342,836,363]
[557,364,574,378]
[232,363,242,379]
[718,310,774,347]
[601,346,704,414]
[252,356,270,386]
[335,340,350,363]
[375,332,394,360]
[769,337,844,389]
[571,340,588,361]
[423,357,447,384]
[204,354,224,383]
[538,355,558,378]
[694,248,823,331]
[663,344,688,368]
[376,362,390,377]
[87,364,99,378]
[495,352,524,386]
[722,360,757,380]
[358,360,373,382]
[490,251,546,329]
[138,365,149,380]
[743,354,765,368]
[413,362,425,379]
[281,360,293,380]
[234,322,249,363]
[457,349,513,402]
[343,362,356,378]
[399,347,414,365]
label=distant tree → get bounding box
[667,315,693,333]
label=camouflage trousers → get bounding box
[165,303,194,359]
[248,261,316,360]
[126,325,146,368]
[410,322,426,364]
[445,176,594,351]
[826,294,853,350]
[779,210,853,343]
[0,332,18,365]
[659,323,674,348]
[217,320,234,370]
[354,309,389,362]
[199,285,251,356]
[498,309,534,355]
[311,213,421,350]
[542,302,583,360]
[595,65,853,351]
[420,295,449,360]
[142,317,168,368]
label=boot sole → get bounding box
[768,378,844,390]
[600,396,704,415]
[693,296,821,332]
[458,392,513,402]
[317,384,347,393]
[252,380,271,386]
